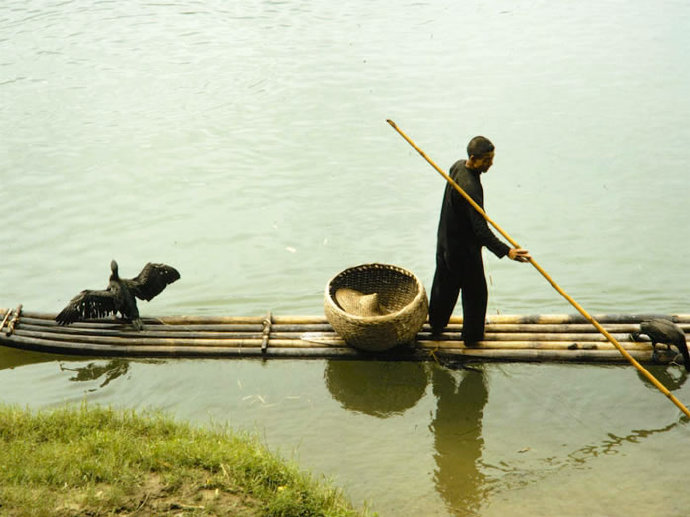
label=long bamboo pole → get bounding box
[0,333,669,362]
[2,325,664,349]
[19,311,690,325]
[6,324,676,349]
[386,118,690,418]
[14,314,690,341]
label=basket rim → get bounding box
[324,263,427,322]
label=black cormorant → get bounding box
[631,318,689,371]
[56,260,180,330]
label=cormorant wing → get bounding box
[125,263,180,301]
[55,289,117,325]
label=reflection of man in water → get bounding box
[430,365,489,515]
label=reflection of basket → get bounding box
[325,361,429,417]
[324,263,428,352]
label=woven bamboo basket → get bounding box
[324,263,429,352]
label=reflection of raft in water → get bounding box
[1,307,688,364]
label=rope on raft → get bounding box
[1,305,22,336]
[261,311,272,354]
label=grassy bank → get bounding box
[0,404,371,516]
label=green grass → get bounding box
[0,404,371,516]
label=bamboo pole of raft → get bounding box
[386,118,690,418]
[19,310,690,325]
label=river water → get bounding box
[1,1,689,515]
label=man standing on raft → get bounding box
[429,136,531,344]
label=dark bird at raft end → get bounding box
[55,260,180,330]
[631,318,690,371]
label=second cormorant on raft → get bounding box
[56,260,180,330]
[631,318,690,371]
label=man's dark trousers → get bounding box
[429,249,487,344]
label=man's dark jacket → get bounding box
[436,159,510,264]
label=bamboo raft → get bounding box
[1,306,688,364]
